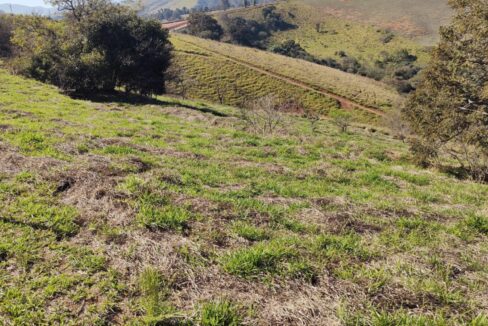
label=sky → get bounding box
[0,0,52,7]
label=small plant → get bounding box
[139,267,170,318]
[221,238,299,278]
[232,221,269,242]
[137,204,190,231]
[199,300,242,326]
[382,109,410,141]
[241,94,286,135]
[330,110,352,133]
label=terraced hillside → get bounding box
[170,33,401,122]
[1,69,487,324]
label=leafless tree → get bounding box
[383,108,410,141]
[240,94,286,134]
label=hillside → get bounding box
[221,0,434,74]
[0,3,56,15]
[170,33,401,123]
[139,0,197,15]
[303,0,452,45]
[1,68,487,324]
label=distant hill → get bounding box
[138,0,197,15]
[302,0,452,45]
[139,0,271,17]
[0,3,56,15]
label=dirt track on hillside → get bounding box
[177,38,385,117]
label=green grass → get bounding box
[302,0,452,45]
[225,0,434,67]
[170,33,401,123]
[0,69,487,324]
[199,300,242,326]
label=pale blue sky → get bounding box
[0,0,52,7]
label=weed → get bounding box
[199,300,242,326]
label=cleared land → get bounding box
[0,69,487,324]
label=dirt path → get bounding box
[177,38,385,116]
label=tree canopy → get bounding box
[10,0,172,96]
[403,0,488,179]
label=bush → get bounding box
[187,12,223,40]
[403,0,488,180]
[330,110,352,133]
[240,94,286,135]
[224,16,267,47]
[0,14,14,57]
[270,40,314,61]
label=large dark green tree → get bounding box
[403,0,488,179]
[0,14,14,57]
[187,13,223,40]
[12,0,172,96]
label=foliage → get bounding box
[187,12,223,40]
[222,2,422,93]
[155,6,192,21]
[222,5,292,48]
[0,14,14,57]
[10,0,172,96]
[403,0,488,180]
[270,40,314,61]
[199,300,242,326]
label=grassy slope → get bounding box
[303,0,452,45]
[224,0,432,70]
[1,69,487,324]
[170,33,401,121]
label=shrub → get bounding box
[199,300,242,326]
[240,94,286,135]
[187,13,223,40]
[382,109,410,141]
[0,13,14,58]
[270,40,314,61]
[330,110,352,133]
[403,0,488,180]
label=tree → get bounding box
[12,0,172,96]
[270,40,314,61]
[403,0,488,180]
[0,14,14,57]
[224,16,267,47]
[187,13,223,40]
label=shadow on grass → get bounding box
[437,165,488,184]
[72,91,229,117]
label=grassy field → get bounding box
[170,33,401,121]
[223,0,433,70]
[1,69,487,324]
[302,0,451,45]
